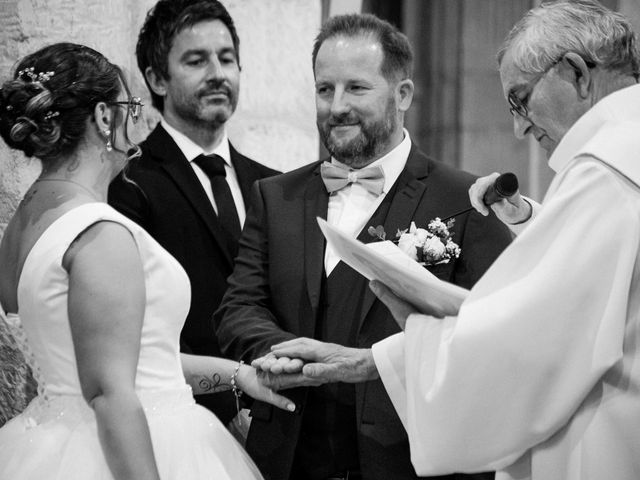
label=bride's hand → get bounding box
[235,364,302,412]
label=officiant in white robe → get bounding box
[372,2,640,479]
[373,84,640,480]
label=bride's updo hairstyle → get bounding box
[0,42,121,161]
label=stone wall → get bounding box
[0,0,320,237]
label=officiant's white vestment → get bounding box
[373,83,640,480]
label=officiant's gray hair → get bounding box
[497,0,639,78]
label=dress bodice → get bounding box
[2,203,191,397]
[0,203,265,480]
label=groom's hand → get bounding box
[269,338,379,384]
[252,352,304,374]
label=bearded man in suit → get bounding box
[109,0,279,424]
[215,13,511,480]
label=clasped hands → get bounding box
[254,280,422,391]
[252,338,379,391]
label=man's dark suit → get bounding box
[215,145,512,480]
[108,124,279,423]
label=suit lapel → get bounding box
[230,144,259,202]
[303,164,329,329]
[357,146,430,329]
[146,126,235,267]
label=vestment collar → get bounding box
[549,84,640,187]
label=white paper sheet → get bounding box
[317,217,468,316]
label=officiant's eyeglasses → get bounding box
[109,97,144,124]
[507,61,560,118]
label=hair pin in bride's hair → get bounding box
[17,67,55,84]
[43,111,60,122]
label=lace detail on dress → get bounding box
[0,315,35,426]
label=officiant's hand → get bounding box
[369,280,419,329]
[269,338,379,384]
[256,368,325,391]
[469,172,532,225]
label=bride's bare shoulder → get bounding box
[0,189,88,313]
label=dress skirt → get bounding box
[0,386,263,480]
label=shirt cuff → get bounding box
[508,196,541,235]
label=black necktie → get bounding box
[193,154,241,241]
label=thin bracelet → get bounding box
[230,360,244,415]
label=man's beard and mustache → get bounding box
[175,79,238,128]
[319,96,397,168]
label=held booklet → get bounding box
[318,217,468,317]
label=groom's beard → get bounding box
[318,96,397,169]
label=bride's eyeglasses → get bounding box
[109,97,144,124]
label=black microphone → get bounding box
[441,172,520,222]
[483,172,519,205]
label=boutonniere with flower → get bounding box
[368,218,461,266]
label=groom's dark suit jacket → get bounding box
[215,145,512,480]
[108,124,279,423]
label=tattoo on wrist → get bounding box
[198,372,231,393]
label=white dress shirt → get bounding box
[324,130,412,275]
[372,84,640,480]
[161,120,246,227]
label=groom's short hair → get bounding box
[311,13,414,83]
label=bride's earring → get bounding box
[104,129,113,152]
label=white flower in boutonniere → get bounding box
[368,218,461,266]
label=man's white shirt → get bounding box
[161,119,246,227]
[324,130,411,275]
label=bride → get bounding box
[0,42,295,480]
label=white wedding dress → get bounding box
[0,203,263,480]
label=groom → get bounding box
[215,13,512,480]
